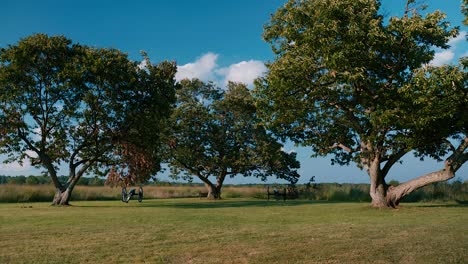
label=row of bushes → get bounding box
[0,181,466,203]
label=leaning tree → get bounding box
[165,79,300,199]
[0,34,176,205]
[254,0,466,207]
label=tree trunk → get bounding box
[383,137,466,208]
[213,171,226,199]
[52,187,73,205]
[199,170,226,199]
[370,181,388,208]
[386,159,462,207]
[367,157,389,208]
[204,183,220,199]
[51,162,89,205]
[386,137,467,207]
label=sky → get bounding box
[1,0,467,184]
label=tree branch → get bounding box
[18,126,64,190]
[387,136,467,207]
[381,149,408,178]
[443,139,456,153]
[330,143,354,153]
[445,136,468,171]
[17,128,40,154]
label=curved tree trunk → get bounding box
[386,137,467,207]
[50,161,91,205]
[20,133,93,206]
[51,175,81,205]
[199,171,226,199]
[39,154,72,206]
[383,137,467,208]
[52,187,74,206]
[370,180,388,208]
[367,157,389,208]
[205,183,220,199]
[386,167,454,207]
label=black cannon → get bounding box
[121,186,143,203]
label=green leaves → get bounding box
[0,34,176,186]
[398,64,467,159]
[166,80,300,185]
[255,0,463,172]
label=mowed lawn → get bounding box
[0,199,466,264]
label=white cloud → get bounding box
[0,161,32,172]
[429,31,467,66]
[448,31,466,47]
[216,60,267,87]
[32,127,41,141]
[175,52,267,87]
[176,53,218,82]
[430,50,455,66]
[25,150,38,159]
[138,59,148,70]
[281,147,296,154]
[0,151,37,174]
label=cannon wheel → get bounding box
[121,187,127,203]
[138,186,143,202]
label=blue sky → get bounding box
[1,0,467,184]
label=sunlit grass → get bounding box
[0,199,466,263]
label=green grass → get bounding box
[0,199,466,264]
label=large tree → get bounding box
[384,63,467,206]
[384,0,467,205]
[255,0,466,207]
[166,79,300,199]
[0,34,176,205]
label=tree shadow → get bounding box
[75,199,340,209]
[142,200,318,209]
[413,201,468,208]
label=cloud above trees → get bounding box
[175,53,219,82]
[216,60,267,86]
[0,159,31,173]
[430,31,467,66]
[175,52,266,87]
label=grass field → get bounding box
[0,199,467,264]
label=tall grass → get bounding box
[0,181,466,203]
[0,184,55,203]
[0,185,264,202]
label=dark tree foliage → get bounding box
[255,0,466,207]
[0,34,176,205]
[165,79,300,198]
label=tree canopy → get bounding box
[166,79,300,198]
[0,34,177,205]
[254,0,466,207]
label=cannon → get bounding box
[121,186,143,203]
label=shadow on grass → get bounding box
[72,199,468,209]
[414,201,468,208]
[143,200,316,209]
[74,199,348,209]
